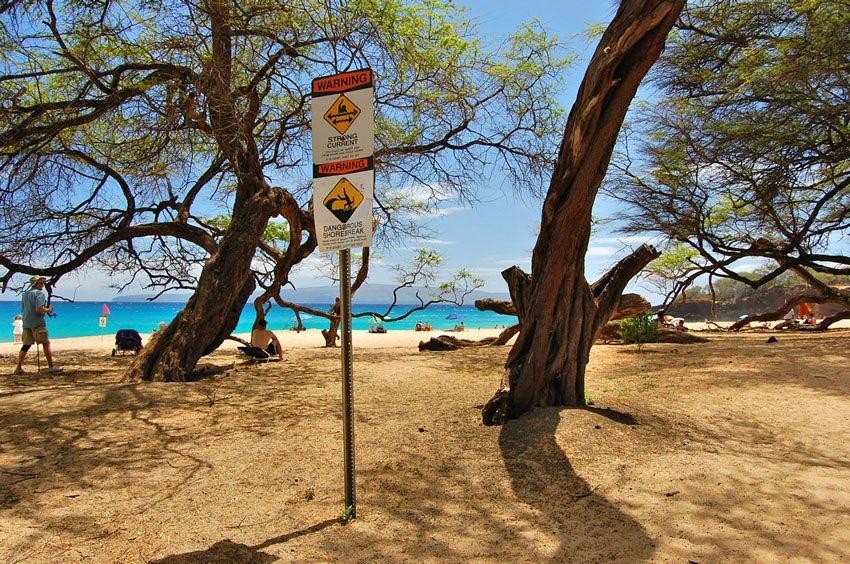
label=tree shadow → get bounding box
[498,406,653,561]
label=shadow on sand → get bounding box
[149,519,338,563]
[498,406,653,561]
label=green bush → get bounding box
[620,313,660,346]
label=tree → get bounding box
[0,0,570,380]
[482,0,685,425]
[604,0,850,325]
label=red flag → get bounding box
[102,303,111,315]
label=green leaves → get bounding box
[620,313,660,347]
[605,0,850,301]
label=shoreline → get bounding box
[0,327,512,357]
[4,319,849,358]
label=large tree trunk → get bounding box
[485,0,683,424]
[125,190,280,381]
[124,0,293,381]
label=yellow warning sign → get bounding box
[323,177,364,223]
[324,94,361,135]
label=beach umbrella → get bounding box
[445,313,462,320]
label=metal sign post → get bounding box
[339,248,356,516]
[311,68,374,520]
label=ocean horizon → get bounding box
[1,300,517,343]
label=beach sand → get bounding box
[0,326,509,358]
[1,326,849,561]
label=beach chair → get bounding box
[112,329,143,356]
[238,346,277,363]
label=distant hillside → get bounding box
[664,284,847,321]
[112,283,510,305]
[112,294,193,303]
[280,283,511,305]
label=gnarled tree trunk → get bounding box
[483,0,683,424]
[125,190,281,381]
[124,0,295,381]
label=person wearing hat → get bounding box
[14,275,62,375]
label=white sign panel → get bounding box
[312,69,375,165]
[312,69,375,252]
[313,168,374,252]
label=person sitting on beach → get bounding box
[799,303,816,326]
[415,321,423,332]
[773,309,797,330]
[151,321,168,338]
[798,302,814,325]
[251,319,286,361]
[454,322,465,332]
[424,322,432,331]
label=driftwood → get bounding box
[597,322,622,342]
[474,298,516,316]
[418,324,521,352]
[418,334,498,352]
[597,323,708,344]
[656,330,708,344]
[608,293,651,321]
[728,292,850,331]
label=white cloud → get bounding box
[426,206,467,217]
[382,183,470,220]
[586,246,620,257]
[468,266,511,275]
[591,235,659,246]
[729,260,767,273]
[492,257,531,266]
[418,238,454,245]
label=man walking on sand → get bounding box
[14,275,63,375]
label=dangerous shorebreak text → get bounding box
[323,221,365,239]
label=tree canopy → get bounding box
[0,0,569,290]
[0,0,571,379]
[605,0,850,309]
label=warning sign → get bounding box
[312,68,374,252]
[312,69,374,165]
[323,178,364,223]
[324,94,361,135]
[313,169,373,252]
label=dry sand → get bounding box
[0,327,508,359]
[1,326,849,562]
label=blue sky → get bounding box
[351,0,658,297]
[17,1,661,303]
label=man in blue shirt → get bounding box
[14,275,62,375]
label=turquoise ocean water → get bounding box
[0,300,517,343]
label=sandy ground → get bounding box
[1,326,849,562]
[0,326,509,359]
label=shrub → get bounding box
[620,313,660,348]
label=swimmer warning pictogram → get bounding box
[324,94,361,135]
[323,177,364,223]
[312,68,374,252]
